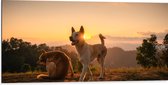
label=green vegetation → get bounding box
[136,34,168,68]
[163,34,168,44]
[2,37,49,72]
[136,34,157,67]
[163,34,168,66]
[2,37,79,73]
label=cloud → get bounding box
[106,35,144,41]
[137,29,168,39]
[85,35,143,50]
[137,29,168,45]
[89,35,144,43]
[87,30,168,50]
[104,35,143,50]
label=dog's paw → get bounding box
[98,76,104,79]
[79,77,84,81]
[88,77,93,81]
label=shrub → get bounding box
[21,64,31,72]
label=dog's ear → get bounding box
[71,27,75,33]
[80,26,84,34]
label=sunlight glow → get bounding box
[2,1,168,50]
[84,34,92,40]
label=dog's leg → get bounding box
[79,64,88,81]
[37,74,49,79]
[100,61,105,79]
[97,57,105,79]
[46,62,57,78]
[68,58,74,77]
[88,66,93,81]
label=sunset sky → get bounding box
[2,0,168,50]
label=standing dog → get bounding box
[69,26,107,81]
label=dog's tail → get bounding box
[99,34,106,45]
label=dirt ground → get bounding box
[2,68,168,83]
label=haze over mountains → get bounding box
[104,47,138,68]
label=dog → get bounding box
[69,26,107,81]
[37,50,74,80]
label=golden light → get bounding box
[84,34,92,40]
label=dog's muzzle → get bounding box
[69,36,78,45]
[69,36,74,42]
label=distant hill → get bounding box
[105,47,138,68]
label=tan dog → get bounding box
[69,26,107,81]
[37,50,74,80]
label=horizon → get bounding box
[2,1,168,50]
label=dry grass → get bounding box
[2,67,168,83]
[105,67,168,81]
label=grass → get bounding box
[106,67,168,80]
[2,67,168,82]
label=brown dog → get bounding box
[69,26,107,81]
[37,50,74,80]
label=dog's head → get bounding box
[37,50,47,66]
[69,26,85,45]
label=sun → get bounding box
[84,34,92,40]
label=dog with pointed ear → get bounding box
[36,50,47,65]
[79,26,84,34]
[37,50,74,80]
[69,26,85,45]
[69,26,107,81]
[72,27,75,33]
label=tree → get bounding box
[2,37,41,72]
[38,43,50,51]
[162,33,168,66]
[21,64,32,72]
[2,38,25,72]
[162,49,168,66]
[163,33,168,44]
[148,34,158,45]
[136,34,158,68]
